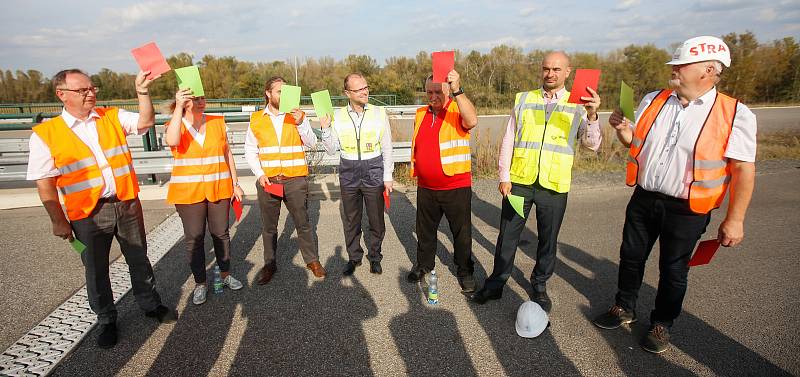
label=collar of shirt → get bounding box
[263,106,284,117]
[61,108,100,128]
[540,87,567,101]
[669,86,717,106]
[347,103,369,115]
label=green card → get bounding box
[620,81,634,122]
[310,90,334,119]
[279,84,302,113]
[174,66,205,97]
[70,239,86,254]
[507,194,525,218]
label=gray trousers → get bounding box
[256,177,319,265]
[71,197,162,324]
[340,185,385,262]
[175,199,231,284]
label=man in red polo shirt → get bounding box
[406,70,479,293]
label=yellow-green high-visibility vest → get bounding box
[509,89,585,193]
[332,104,386,160]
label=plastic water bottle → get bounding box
[427,270,439,305]
[213,265,224,294]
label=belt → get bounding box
[269,175,296,182]
[98,195,121,203]
[635,186,686,203]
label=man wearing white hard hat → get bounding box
[592,36,757,354]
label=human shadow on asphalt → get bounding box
[51,200,263,376]
[389,270,478,376]
[557,243,795,377]
[229,246,378,376]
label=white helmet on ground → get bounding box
[515,301,549,338]
[667,36,731,67]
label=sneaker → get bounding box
[223,275,244,290]
[192,285,207,305]
[641,323,671,353]
[593,304,637,329]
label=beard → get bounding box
[668,78,681,89]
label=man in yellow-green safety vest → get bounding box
[320,73,394,276]
[472,51,603,312]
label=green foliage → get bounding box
[1,33,798,107]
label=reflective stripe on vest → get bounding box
[333,105,385,160]
[249,111,308,177]
[509,89,583,193]
[32,107,138,220]
[626,89,737,214]
[409,100,471,177]
[167,115,234,204]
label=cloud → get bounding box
[691,0,756,12]
[520,6,537,17]
[102,2,221,30]
[614,0,640,11]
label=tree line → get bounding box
[1,32,797,109]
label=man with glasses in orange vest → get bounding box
[26,69,175,349]
[592,36,757,354]
[472,51,602,312]
[406,69,479,293]
[245,76,326,285]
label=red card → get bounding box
[567,69,601,104]
[383,190,391,211]
[432,51,455,83]
[264,183,284,197]
[231,198,242,222]
[688,239,721,267]
[131,42,171,79]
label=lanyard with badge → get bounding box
[347,106,367,160]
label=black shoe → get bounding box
[406,268,425,283]
[343,260,361,276]
[370,261,382,274]
[97,323,117,349]
[531,291,552,313]
[641,323,671,353]
[145,305,177,324]
[593,304,637,329]
[471,287,502,305]
[458,275,476,293]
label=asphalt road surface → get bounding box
[0,160,797,376]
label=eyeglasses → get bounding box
[191,96,206,102]
[58,86,100,96]
[345,85,369,93]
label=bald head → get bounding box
[541,51,572,92]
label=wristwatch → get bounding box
[452,88,464,97]
[233,182,241,188]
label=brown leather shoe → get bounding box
[306,261,326,278]
[257,263,277,285]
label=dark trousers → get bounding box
[483,181,568,293]
[415,186,474,277]
[615,187,711,327]
[340,185,386,262]
[175,199,232,284]
[256,177,319,265]
[71,197,162,325]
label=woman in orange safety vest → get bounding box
[165,88,245,305]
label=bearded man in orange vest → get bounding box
[406,70,479,293]
[245,76,326,285]
[592,36,757,354]
[26,69,175,349]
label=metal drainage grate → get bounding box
[0,212,184,376]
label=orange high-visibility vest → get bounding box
[167,115,233,204]
[626,89,738,214]
[32,107,139,221]
[410,101,471,177]
[249,110,308,177]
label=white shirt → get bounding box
[183,116,206,147]
[27,108,145,198]
[320,103,394,182]
[244,107,318,179]
[633,87,757,198]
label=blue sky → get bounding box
[1,0,798,76]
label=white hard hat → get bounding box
[515,301,549,338]
[667,36,731,67]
